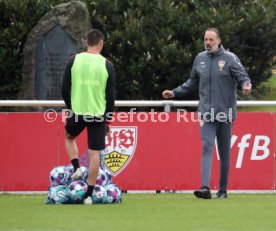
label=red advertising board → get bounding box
[0,112,274,191]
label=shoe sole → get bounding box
[83,198,93,205]
[194,191,212,199]
[214,192,227,199]
[72,169,83,181]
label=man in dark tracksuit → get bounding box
[62,29,115,204]
[162,28,251,199]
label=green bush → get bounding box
[0,0,67,99]
[90,0,276,100]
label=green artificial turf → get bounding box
[0,193,276,231]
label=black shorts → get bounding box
[65,115,105,150]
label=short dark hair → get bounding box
[205,27,221,40]
[87,29,104,46]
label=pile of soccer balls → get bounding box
[46,164,122,205]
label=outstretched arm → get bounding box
[229,55,251,96]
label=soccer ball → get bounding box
[105,184,122,204]
[66,165,88,183]
[96,168,112,186]
[47,185,70,204]
[92,185,107,204]
[49,166,70,187]
[104,169,113,185]
[68,180,87,203]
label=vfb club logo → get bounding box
[103,126,138,176]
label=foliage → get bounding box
[0,0,275,101]
[0,0,66,99]
[89,0,276,100]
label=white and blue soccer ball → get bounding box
[47,185,70,204]
[92,185,107,204]
[96,168,112,186]
[104,169,113,185]
[66,165,88,183]
[68,180,87,203]
[49,166,70,187]
[105,184,122,204]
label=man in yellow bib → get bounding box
[62,29,115,204]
